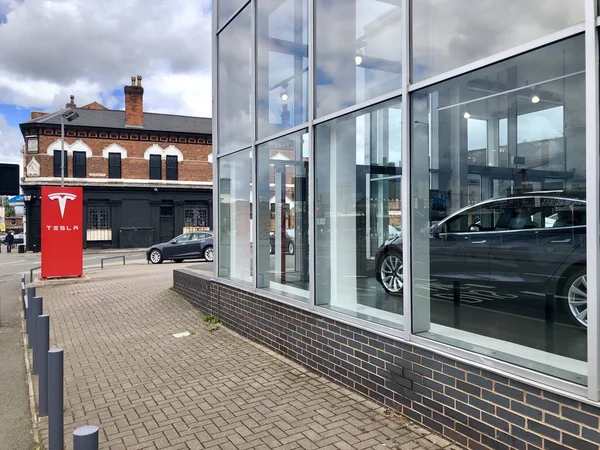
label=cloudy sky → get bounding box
[0,0,213,170]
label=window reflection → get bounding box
[218,149,253,284]
[217,0,248,28]
[257,0,308,139]
[412,0,584,82]
[257,131,309,301]
[316,0,402,118]
[316,99,403,329]
[218,6,252,153]
[409,35,587,384]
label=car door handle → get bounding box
[472,240,487,244]
[551,238,571,243]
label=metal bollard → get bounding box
[21,286,26,314]
[38,315,50,417]
[48,348,64,450]
[73,426,99,450]
[26,286,36,342]
[32,296,43,375]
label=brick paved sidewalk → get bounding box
[31,263,461,449]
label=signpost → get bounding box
[41,186,83,279]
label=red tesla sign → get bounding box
[41,186,83,278]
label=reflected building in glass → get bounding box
[174,1,600,448]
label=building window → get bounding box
[149,154,162,180]
[315,98,402,328]
[184,207,209,232]
[87,206,112,242]
[73,151,87,178]
[410,35,586,385]
[218,5,252,154]
[256,0,309,139]
[108,153,122,179]
[257,130,309,302]
[411,0,584,82]
[218,149,252,284]
[166,155,178,181]
[53,150,67,177]
[315,0,403,118]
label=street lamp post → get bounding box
[60,111,80,187]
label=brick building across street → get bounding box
[19,75,213,250]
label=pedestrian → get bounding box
[5,231,14,253]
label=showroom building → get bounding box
[174,1,600,448]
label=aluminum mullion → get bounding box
[585,0,600,403]
[307,0,316,310]
[212,0,219,279]
[401,0,412,340]
[312,87,404,126]
[408,23,585,93]
[251,0,258,291]
[254,123,310,146]
[216,0,251,35]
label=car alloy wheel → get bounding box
[288,241,294,255]
[380,253,403,294]
[149,249,163,264]
[204,246,214,262]
[567,274,588,327]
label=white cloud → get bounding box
[0,114,24,173]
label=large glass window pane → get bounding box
[315,0,402,118]
[257,131,309,301]
[218,149,253,284]
[257,0,308,139]
[316,99,403,329]
[412,0,584,82]
[410,35,587,384]
[217,0,248,29]
[218,5,252,153]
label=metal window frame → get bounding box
[212,0,600,401]
[585,0,600,402]
[216,0,251,35]
[87,206,111,231]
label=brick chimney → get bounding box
[65,94,76,108]
[124,75,144,127]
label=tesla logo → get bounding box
[48,193,77,218]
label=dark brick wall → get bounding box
[174,269,600,450]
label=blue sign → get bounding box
[8,194,24,205]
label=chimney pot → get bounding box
[131,76,136,86]
[137,75,142,87]
[125,75,144,127]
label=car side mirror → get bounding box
[170,240,177,244]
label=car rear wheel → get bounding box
[563,267,588,328]
[288,241,295,255]
[203,246,214,262]
[149,249,163,264]
[380,252,403,294]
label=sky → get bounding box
[0,0,213,171]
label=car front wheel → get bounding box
[288,241,295,255]
[203,246,214,262]
[380,252,403,295]
[149,249,163,264]
[563,267,587,328]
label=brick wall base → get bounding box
[173,269,600,450]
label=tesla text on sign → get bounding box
[41,186,83,278]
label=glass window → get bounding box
[315,0,403,118]
[53,150,67,177]
[410,35,586,384]
[412,0,584,82]
[257,130,309,302]
[218,0,247,29]
[87,205,111,242]
[166,155,178,181]
[73,151,86,178]
[149,155,162,180]
[218,5,253,154]
[219,149,253,284]
[316,98,403,329]
[108,153,121,179]
[257,0,308,139]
